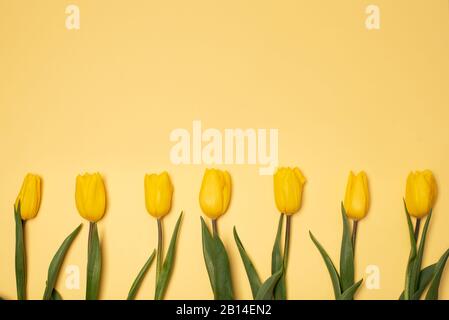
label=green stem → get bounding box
[156,218,163,286]
[352,220,358,253]
[16,219,26,300]
[88,222,94,256]
[212,219,218,238]
[284,214,291,265]
[414,218,421,243]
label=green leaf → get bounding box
[43,224,82,300]
[413,264,436,299]
[50,289,63,300]
[201,217,216,295]
[255,268,283,300]
[14,204,26,300]
[425,248,449,300]
[127,249,156,300]
[340,279,363,300]
[339,203,355,294]
[86,222,101,300]
[200,217,233,300]
[399,263,436,300]
[410,211,432,298]
[309,231,342,299]
[155,213,183,300]
[233,227,262,299]
[403,202,418,300]
[271,214,285,300]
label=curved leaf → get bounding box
[255,268,283,300]
[425,249,449,300]
[127,250,156,300]
[86,222,101,300]
[410,211,432,297]
[200,217,233,300]
[155,213,183,300]
[14,204,26,300]
[340,204,355,293]
[399,263,436,300]
[403,202,418,300]
[309,231,341,299]
[233,227,262,299]
[43,224,82,300]
[340,279,363,300]
[272,214,285,300]
[201,217,217,296]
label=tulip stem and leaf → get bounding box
[309,203,363,300]
[272,214,287,300]
[156,218,163,283]
[127,249,156,300]
[401,202,449,300]
[233,214,288,300]
[14,203,26,300]
[201,217,234,300]
[43,224,83,300]
[154,212,183,300]
[86,222,101,300]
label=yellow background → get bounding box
[1,0,449,300]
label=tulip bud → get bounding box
[15,174,42,220]
[199,169,232,219]
[273,167,306,215]
[344,171,370,220]
[144,172,174,219]
[75,173,107,222]
[405,170,437,218]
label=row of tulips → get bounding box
[5,168,449,300]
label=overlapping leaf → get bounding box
[155,213,183,300]
[233,227,262,299]
[14,204,26,300]
[43,224,82,300]
[201,217,233,300]
[86,222,101,300]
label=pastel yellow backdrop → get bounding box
[1,0,448,300]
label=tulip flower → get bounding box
[273,167,306,215]
[309,171,368,300]
[75,173,106,222]
[199,168,234,300]
[401,170,448,300]
[344,171,369,221]
[14,173,42,300]
[15,174,41,221]
[269,167,306,299]
[199,168,232,223]
[75,172,107,300]
[143,172,182,300]
[144,172,173,218]
[405,170,437,219]
[343,171,370,254]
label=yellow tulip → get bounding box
[273,167,306,215]
[405,170,437,218]
[144,172,174,218]
[199,169,232,219]
[75,173,106,222]
[344,171,370,220]
[15,174,42,220]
